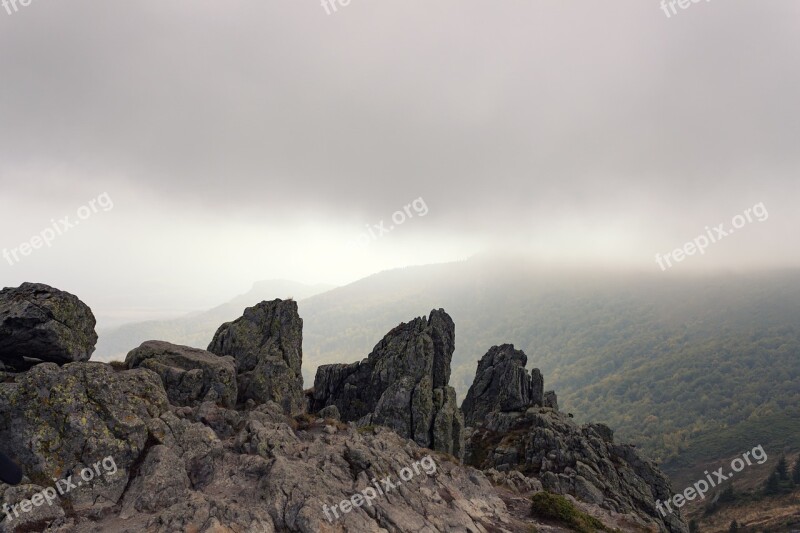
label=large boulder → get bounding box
[0,362,169,515]
[207,299,304,415]
[461,344,544,427]
[126,341,237,408]
[312,309,465,460]
[0,283,97,369]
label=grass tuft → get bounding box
[530,491,611,533]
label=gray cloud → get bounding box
[0,0,798,322]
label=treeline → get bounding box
[689,453,800,532]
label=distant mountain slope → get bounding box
[683,450,800,532]
[296,258,800,474]
[93,280,334,360]
[94,259,800,486]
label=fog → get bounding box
[1,0,798,326]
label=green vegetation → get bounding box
[763,454,799,495]
[529,491,609,533]
[702,451,800,519]
[662,411,800,484]
[793,456,800,484]
[704,483,741,515]
[298,263,800,472]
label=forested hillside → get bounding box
[298,258,800,473]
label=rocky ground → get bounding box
[0,283,688,532]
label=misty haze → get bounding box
[1,1,798,532]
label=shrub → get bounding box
[530,492,609,533]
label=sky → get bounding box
[1,0,798,327]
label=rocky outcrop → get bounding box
[207,299,304,414]
[544,390,559,411]
[51,405,515,532]
[0,380,517,532]
[466,407,687,532]
[0,286,686,533]
[0,361,169,520]
[0,283,97,369]
[312,309,465,460]
[126,341,237,408]
[461,344,543,427]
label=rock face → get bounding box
[0,283,97,368]
[0,361,169,519]
[0,402,517,533]
[460,344,544,427]
[126,341,237,409]
[0,369,516,532]
[312,309,465,460]
[466,408,687,533]
[544,390,559,411]
[207,299,304,414]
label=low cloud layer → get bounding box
[1,0,798,324]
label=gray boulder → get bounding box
[318,405,341,420]
[0,283,97,368]
[460,344,544,427]
[126,341,237,408]
[207,299,304,415]
[0,362,169,516]
[312,309,464,460]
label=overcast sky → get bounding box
[1,0,798,326]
